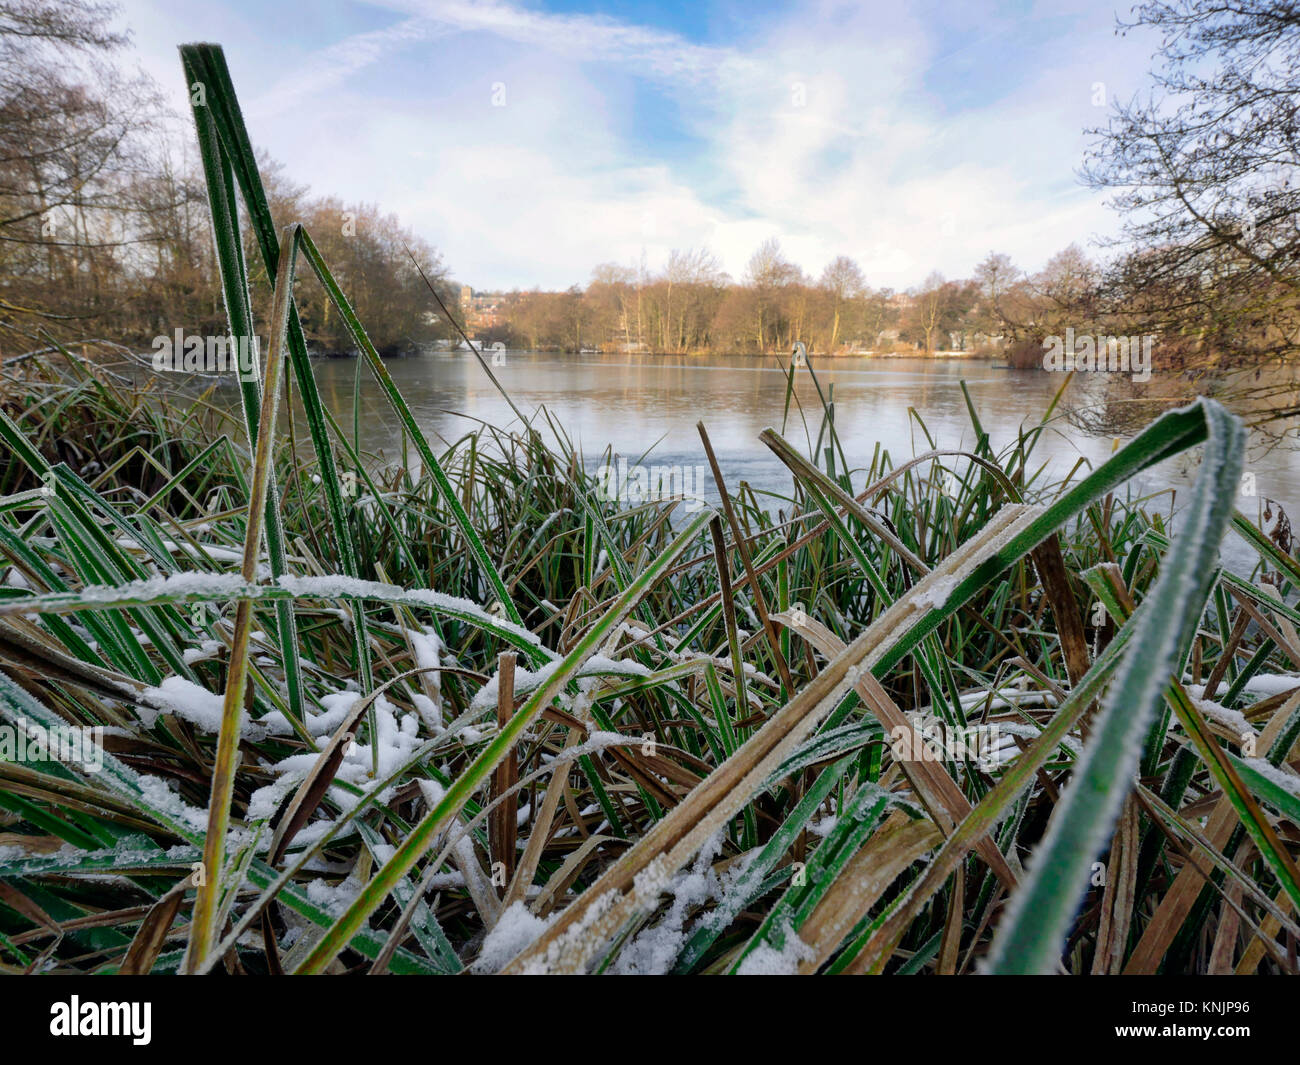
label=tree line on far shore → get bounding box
[467,242,1107,363]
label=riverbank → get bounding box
[444,342,998,360]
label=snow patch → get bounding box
[736,925,816,975]
[472,901,554,973]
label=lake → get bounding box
[188,350,1300,573]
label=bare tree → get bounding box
[0,0,168,348]
[903,272,976,354]
[819,255,864,351]
[1083,0,1300,433]
[744,238,800,352]
[588,262,635,349]
[858,288,897,352]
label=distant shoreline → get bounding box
[373,345,1005,362]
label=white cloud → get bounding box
[248,17,454,120]
[114,0,1156,290]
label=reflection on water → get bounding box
[311,352,1109,487]
[183,351,1300,573]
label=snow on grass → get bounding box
[246,771,303,824]
[1243,673,1300,698]
[408,626,444,730]
[5,570,545,652]
[296,690,364,738]
[74,571,251,604]
[472,901,555,973]
[305,873,364,919]
[735,924,816,975]
[612,835,726,975]
[914,686,1059,718]
[276,575,543,648]
[139,676,225,732]
[132,771,210,836]
[267,694,420,794]
[1241,756,1300,799]
[181,639,223,665]
[992,720,1083,758]
[616,621,779,690]
[469,654,651,713]
[0,835,149,871]
[114,536,245,563]
[141,676,294,741]
[911,574,960,611]
[1186,683,1256,740]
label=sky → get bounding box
[112,0,1161,291]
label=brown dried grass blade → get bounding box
[120,881,187,975]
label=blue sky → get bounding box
[115,0,1159,290]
